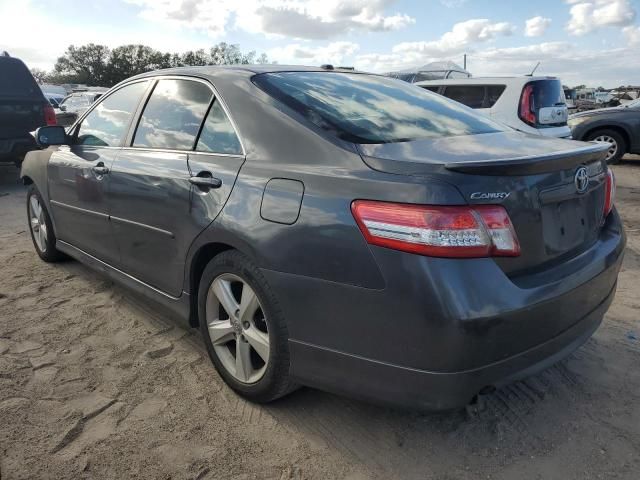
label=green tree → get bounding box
[47,42,270,87]
[29,68,48,84]
[106,45,172,84]
[52,43,111,86]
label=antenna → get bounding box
[527,62,540,76]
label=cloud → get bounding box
[525,16,551,37]
[126,0,415,40]
[439,0,469,7]
[356,40,640,87]
[393,19,515,55]
[566,0,636,35]
[357,19,515,71]
[623,25,640,45]
[0,0,213,70]
[268,41,359,65]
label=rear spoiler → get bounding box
[444,143,609,176]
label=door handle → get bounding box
[92,164,109,175]
[189,174,222,189]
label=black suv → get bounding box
[0,53,56,166]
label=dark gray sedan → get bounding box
[21,66,625,410]
[569,98,640,164]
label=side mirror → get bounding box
[35,126,68,148]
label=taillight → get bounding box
[351,201,520,258]
[603,169,615,218]
[44,103,57,126]
[519,83,536,126]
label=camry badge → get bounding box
[574,167,589,194]
[470,192,510,200]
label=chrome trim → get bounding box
[110,215,174,238]
[119,146,244,159]
[50,200,108,219]
[57,240,180,300]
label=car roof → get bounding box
[127,64,367,82]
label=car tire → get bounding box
[198,250,297,403]
[26,185,66,263]
[587,129,627,165]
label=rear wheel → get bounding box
[587,129,626,164]
[198,251,296,402]
[27,186,65,263]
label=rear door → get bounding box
[108,77,244,297]
[47,80,150,264]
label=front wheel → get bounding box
[587,129,626,165]
[198,251,296,403]
[27,186,65,263]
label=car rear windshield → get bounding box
[0,58,41,98]
[253,72,505,144]
[531,79,566,108]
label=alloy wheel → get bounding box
[29,195,47,253]
[206,273,270,384]
[593,135,618,162]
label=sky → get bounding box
[1,0,639,87]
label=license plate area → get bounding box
[541,196,599,254]
[538,106,568,125]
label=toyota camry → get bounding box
[21,65,625,410]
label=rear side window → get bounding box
[134,79,212,150]
[77,81,148,147]
[442,85,506,109]
[253,72,504,144]
[486,85,506,107]
[421,86,440,93]
[196,101,242,155]
[442,86,486,109]
[0,58,41,98]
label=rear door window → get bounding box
[196,100,243,155]
[421,86,441,93]
[76,81,148,147]
[442,85,486,109]
[133,79,212,150]
[253,72,504,144]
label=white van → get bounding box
[415,76,571,138]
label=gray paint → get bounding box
[261,178,304,225]
[20,65,626,409]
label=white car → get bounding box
[415,76,571,138]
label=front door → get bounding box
[47,80,149,264]
[108,78,245,297]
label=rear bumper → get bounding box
[288,283,613,410]
[263,210,625,410]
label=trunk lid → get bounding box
[358,131,609,275]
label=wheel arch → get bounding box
[187,241,240,327]
[584,124,631,153]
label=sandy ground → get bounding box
[1,157,640,480]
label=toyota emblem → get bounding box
[574,167,589,194]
